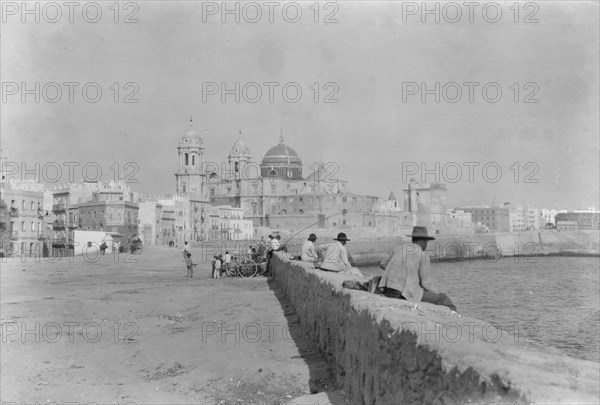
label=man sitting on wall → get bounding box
[301,233,318,263]
[319,233,363,277]
[378,226,457,312]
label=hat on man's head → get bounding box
[406,226,435,240]
[308,233,317,241]
[334,232,350,242]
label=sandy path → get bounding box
[1,246,339,404]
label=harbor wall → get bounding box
[344,230,600,266]
[271,253,600,404]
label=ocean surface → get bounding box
[361,256,600,363]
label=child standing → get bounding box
[185,253,195,278]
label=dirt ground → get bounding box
[0,246,343,404]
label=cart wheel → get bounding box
[237,259,258,277]
[226,265,237,277]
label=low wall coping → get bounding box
[273,253,599,404]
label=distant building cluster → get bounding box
[1,125,598,258]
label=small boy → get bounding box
[185,252,195,278]
[213,255,222,279]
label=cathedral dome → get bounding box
[260,134,303,180]
[262,135,302,165]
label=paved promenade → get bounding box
[1,247,340,404]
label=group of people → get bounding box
[179,225,457,312]
[296,227,456,312]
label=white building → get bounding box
[540,208,568,227]
[207,205,253,240]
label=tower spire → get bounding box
[279,128,284,143]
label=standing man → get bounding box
[182,241,190,259]
[301,233,318,262]
[378,226,456,311]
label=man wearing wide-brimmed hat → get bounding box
[319,233,362,277]
[301,233,319,262]
[378,226,456,311]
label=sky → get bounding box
[1,1,599,210]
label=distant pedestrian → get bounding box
[185,252,196,278]
[182,241,190,259]
[100,242,107,255]
[378,226,457,312]
[213,255,222,279]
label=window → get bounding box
[31,201,35,210]
[182,184,187,194]
[88,241,92,247]
[192,155,195,165]
[342,197,347,202]
[22,200,25,209]
[271,184,276,194]
[22,221,26,231]
[342,220,346,225]
[184,153,189,165]
[31,222,35,231]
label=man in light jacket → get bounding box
[301,233,318,262]
[319,233,362,277]
[378,226,456,311]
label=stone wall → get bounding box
[345,230,600,267]
[271,254,599,404]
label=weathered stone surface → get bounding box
[346,230,600,266]
[272,254,600,404]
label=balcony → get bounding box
[9,231,18,240]
[37,209,45,218]
[53,220,66,230]
[9,208,19,217]
[52,203,66,213]
[67,221,78,229]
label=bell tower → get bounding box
[175,118,205,196]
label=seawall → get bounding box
[271,253,599,404]
[341,230,600,267]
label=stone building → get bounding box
[206,205,253,240]
[1,180,47,257]
[189,126,378,231]
[556,210,600,230]
[78,190,139,246]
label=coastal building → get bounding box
[556,210,600,230]
[78,189,139,246]
[206,205,254,240]
[50,181,136,256]
[0,180,47,257]
[0,198,7,255]
[457,206,511,233]
[403,179,450,234]
[138,201,164,246]
[540,209,567,227]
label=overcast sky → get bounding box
[2,1,598,210]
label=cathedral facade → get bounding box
[174,121,380,233]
